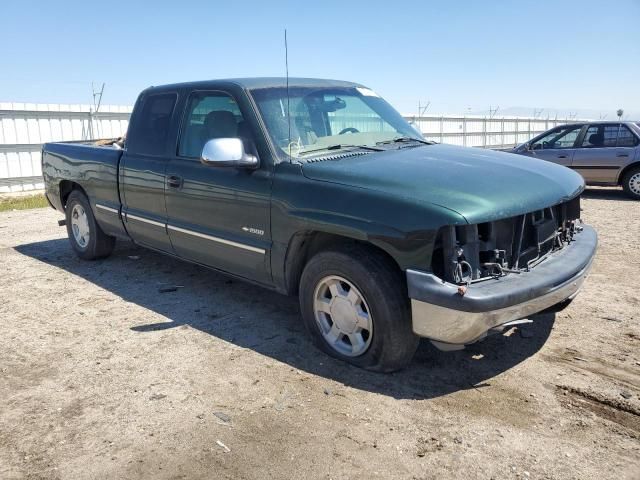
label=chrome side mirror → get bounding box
[200,138,258,168]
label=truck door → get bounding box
[119,92,177,252]
[164,90,272,284]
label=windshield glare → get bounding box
[250,86,424,160]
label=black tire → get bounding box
[621,166,640,200]
[299,245,419,372]
[65,190,115,260]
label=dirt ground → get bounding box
[0,187,638,480]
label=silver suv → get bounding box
[512,121,640,199]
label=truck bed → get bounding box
[42,141,126,238]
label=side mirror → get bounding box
[200,138,258,169]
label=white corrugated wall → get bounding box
[0,103,131,193]
[0,103,577,193]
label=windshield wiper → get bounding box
[298,144,384,156]
[376,136,433,146]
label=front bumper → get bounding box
[407,224,597,345]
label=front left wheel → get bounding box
[299,245,419,372]
[65,190,115,260]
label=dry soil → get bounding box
[0,187,638,479]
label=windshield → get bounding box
[250,86,424,160]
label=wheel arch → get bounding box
[59,180,89,209]
[282,230,405,296]
[618,161,640,185]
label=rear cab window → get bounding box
[128,93,178,156]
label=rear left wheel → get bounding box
[65,190,115,260]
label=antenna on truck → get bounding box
[284,29,292,161]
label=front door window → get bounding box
[178,92,247,158]
[531,125,581,150]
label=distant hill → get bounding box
[471,106,639,121]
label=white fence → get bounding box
[409,115,573,149]
[0,103,131,193]
[0,103,577,193]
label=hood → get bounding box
[301,144,584,224]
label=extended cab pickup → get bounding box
[43,78,597,371]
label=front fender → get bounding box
[270,163,467,292]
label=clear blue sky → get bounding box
[2,0,639,117]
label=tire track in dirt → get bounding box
[555,385,640,436]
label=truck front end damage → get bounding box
[407,196,597,348]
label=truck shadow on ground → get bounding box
[16,238,556,400]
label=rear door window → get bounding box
[128,93,178,156]
[617,125,639,147]
[603,125,618,147]
[581,124,620,148]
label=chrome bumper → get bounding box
[407,225,597,345]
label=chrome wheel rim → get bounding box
[71,204,90,248]
[629,173,640,196]
[313,275,373,357]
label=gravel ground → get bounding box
[0,188,638,480]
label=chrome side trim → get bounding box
[167,224,265,254]
[95,203,119,214]
[125,213,166,228]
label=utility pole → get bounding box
[417,100,430,117]
[89,82,105,139]
[92,82,105,113]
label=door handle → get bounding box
[167,175,183,188]
[616,153,629,158]
[557,155,568,159]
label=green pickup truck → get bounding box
[42,78,597,371]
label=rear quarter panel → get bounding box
[42,142,127,238]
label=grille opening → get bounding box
[477,222,492,242]
[431,196,581,284]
